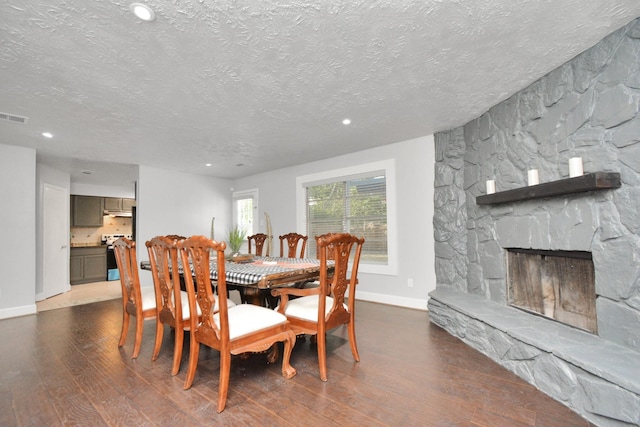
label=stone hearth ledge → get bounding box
[428,289,640,421]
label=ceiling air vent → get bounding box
[0,112,28,124]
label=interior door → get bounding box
[43,183,70,299]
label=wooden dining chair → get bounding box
[301,232,339,293]
[271,232,364,381]
[146,235,193,375]
[113,237,157,359]
[247,233,270,256]
[279,232,308,258]
[237,232,273,304]
[148,234,236,374]
[179,235,297,413]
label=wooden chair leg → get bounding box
[118,311,130,347]
[217,352,231,413]
[171,328,184,375]
[348,321,360,362]
[132,315,144,359]
[152,320,164,361]
[317,329,328,382]
[281,331,297,379]
[183,334,199,390]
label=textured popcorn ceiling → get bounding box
[1,1,640,183]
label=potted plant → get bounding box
[227,225,246,257]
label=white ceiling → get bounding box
[2,1,640,186]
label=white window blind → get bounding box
[305,173,387,264]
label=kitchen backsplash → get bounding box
[70,216,133,246]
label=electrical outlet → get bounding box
[408,278,414,287]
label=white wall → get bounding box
[233,135,436,310]
[0,144,37,319]
[136,165,233,266]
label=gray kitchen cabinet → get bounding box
[103,197,122,211]
[104,197,135,213]
[70,246,107,284]
[69,255,84,283]
[71,195,104,227]
[122,198,135,211]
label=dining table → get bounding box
[140,255,333,295]
[140,255,333,362]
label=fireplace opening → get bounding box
[506,248,597,334]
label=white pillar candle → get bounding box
[486,180,496,194]
[527,169,539,186]
[569,157,583,177]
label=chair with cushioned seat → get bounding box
[235,232,272,304]
[279,232,307,258]
[247,233,270,256]
[179,235,297,412]
[148,235,237,375]
[113,237,157,359]
[271,232,364,381]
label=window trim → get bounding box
[296,159,397,275]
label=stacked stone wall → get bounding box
[430,17,640,426]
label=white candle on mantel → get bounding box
[569,157,583,177]
[528,169,539,186]
[486,180,496,194]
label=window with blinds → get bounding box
[305,173,387,264]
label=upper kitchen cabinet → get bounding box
[71,195,104,227]
[103,197,122,211]
[122,198,135,211]
[104,197,135,214]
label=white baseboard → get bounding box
[0,304,37,320]
[356,290,428,311]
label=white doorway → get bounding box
[42,183,70,299]
[232,188,259,253]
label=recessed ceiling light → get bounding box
[342,118,351,125]
[129,3,155,21]
[81,170,92,175]
[205,163,212,167]
[42,132,53,138]
[236,163,244,167]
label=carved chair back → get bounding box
[279,232,308,258]
[247,233,269,256]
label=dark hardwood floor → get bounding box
[0,299,594,426]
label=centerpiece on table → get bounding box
[226,226,253,262]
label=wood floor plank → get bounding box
[0,299,596,426]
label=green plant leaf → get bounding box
[227,225,246,252]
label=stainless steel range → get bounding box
[101,233,132,248]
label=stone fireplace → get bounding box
[428,17,640,426]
